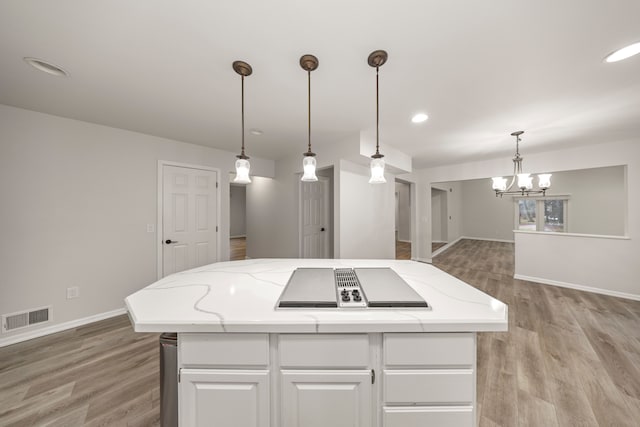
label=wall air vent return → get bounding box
[2,306,51,333]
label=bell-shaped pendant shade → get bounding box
[234,158,251,184]
[369,157,386,184]
[517,173,533,190]
[491,177,508,192]
[301,156,318,182]
[538,173,552,190]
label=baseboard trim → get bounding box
[0,307,127,348]
[397,239,412,243]
[230,235,246,239]
[461,236,515,243]
[432,237,463,257]
[414,257,432,264]
[514,274,640,302]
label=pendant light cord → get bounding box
[241,75,245,157]
[375,65,380,156]
[307,69,312,154]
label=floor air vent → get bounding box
[2,306,51,333]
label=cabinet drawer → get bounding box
[279,334,369,368]
[384,333,474,366]
[180,333,269,366]
[384,369,474,404]
[383,406,474,427]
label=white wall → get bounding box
[0,105,274,344]
[417,139,638,299]
[230,185,246,237]
[338,160,396,259]
[246,138,397,260]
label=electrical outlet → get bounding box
[67,287,79,299]
[147,224,155,233]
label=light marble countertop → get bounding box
[125,259,508,333]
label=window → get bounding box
[516,197,568,232]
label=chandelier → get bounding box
[491,131,551,197]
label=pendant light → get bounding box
[300,54,319,182]
[368,50,388,184]
[232,60,252,184]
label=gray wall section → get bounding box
[230,185,246,237]
[396,181,411,241]
[316,167,334,258]
[548,165,625,235]
[452,165,626,241]
[462,178,515,241]
[431,182,462,244]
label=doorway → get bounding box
[431,187,448,251]
[299,167,334,258]
[158,162,220,278]
[395,180,412,260]
[229,183,247,260]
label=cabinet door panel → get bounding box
[281,370,371,427]
[180,369,269,427]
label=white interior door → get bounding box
[162,165,218,276]
[300,177,329,258]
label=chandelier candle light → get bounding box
[232,60,253,184]
[491,131,551,197]
[368,50,388,184]
[300,54,319,182]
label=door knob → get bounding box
[321,228,325,232]
[165,239,178,244]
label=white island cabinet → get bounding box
[126,259,508,427]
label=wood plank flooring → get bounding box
[395,240,411,260]
[433,239,640,427]
[1,238,639,426]
[0,316,160,426]
[230,237,246,261]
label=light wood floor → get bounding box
[2,239,639,426]
[230,237,246,261]
[0,315,160,426]
[395,240,411,260]
[433,239,640,426]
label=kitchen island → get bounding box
[126,258,508,427]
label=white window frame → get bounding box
[514,195,569,232]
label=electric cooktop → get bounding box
[276,267,429,309]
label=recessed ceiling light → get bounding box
[250,129,263,135]
[411,113,428,123]
[604,42,640,63]
[23,57,68,77]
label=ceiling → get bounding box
[1,0,639,168]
